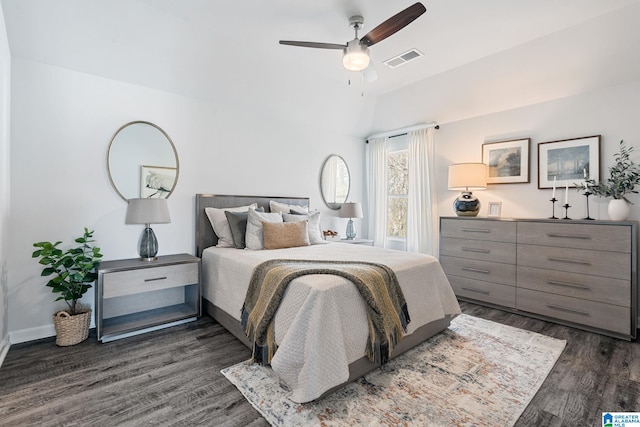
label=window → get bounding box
[387,149,408,239]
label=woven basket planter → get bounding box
[53,309,91,346]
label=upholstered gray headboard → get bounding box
[195,194,310,257]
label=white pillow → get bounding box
[269,200,309,214]
[245,209,283,250]
[283,211,325,245]
[205,203,257,248]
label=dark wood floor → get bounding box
[0,301,638,426]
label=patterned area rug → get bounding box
[221,314,566,426]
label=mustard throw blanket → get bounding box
[240,259,410,366]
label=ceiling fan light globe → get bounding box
[342,41,370,71]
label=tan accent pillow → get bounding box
[262,220,310,250]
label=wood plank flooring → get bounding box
[0,301,638,426]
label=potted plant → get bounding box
[32,228,103,346]
[579,140,640,220]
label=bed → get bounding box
[195,194,461,403]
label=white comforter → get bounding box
[202,243,460,402]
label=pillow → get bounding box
[205,203,257,248]
[269,200,309,214]
[263,220,310,250]
[283,211,325,245]
[225,207,265,249]
[245,209,283,250]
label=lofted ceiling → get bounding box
[2,0,640,136]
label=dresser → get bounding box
[96,254,201,342]
[440,217,638,340]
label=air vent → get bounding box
[383,48,423,69]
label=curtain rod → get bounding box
[366,122,439,142]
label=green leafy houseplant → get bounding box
[32,228,103,315]
[580,140,640,203]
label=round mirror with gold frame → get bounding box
[320,155,350,210]
[107,121,179,201]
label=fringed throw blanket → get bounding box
[241,259,410,366]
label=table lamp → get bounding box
[448,163,487,216]
[125,198,171,260]
[339,202,363,239]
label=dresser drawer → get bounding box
[517,222,631,252]
[441,237,516,264]
[441,218,516,243]
[449,276,516,308]
[517,266,630,307]
[516,288,630,335]
[440,255,516,286]
[517,244,630,280]
[103,263,199,299]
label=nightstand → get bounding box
[96,253,200,342]
[334,238,374,246]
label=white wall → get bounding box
[0,2,11,365]
[7,58,365,343]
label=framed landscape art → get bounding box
[482,138,530,184]
[538,135,600,189]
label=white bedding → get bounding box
[202,243,460,402]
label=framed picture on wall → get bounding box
[482,138,530,184]
[140,165,177,198]
[538,135,600,189]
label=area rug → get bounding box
[221,314,566,426]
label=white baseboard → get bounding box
[0,334,10,368]
[9,324,55,344]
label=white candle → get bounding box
[552,176,556,199]
[565,183,569,204]
[583,168,587,179]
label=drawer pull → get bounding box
[546,304,590,317]
[144,276,168,282]
[547,233,591,240]
[461,287,490,295]
[461,267,490,274]
[461,228,491,233]
[547,280,590,290]
[547,257,592,266]
[462,247,491,254]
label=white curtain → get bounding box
[406,128,438,255]
[366,137,389,248]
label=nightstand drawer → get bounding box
[103,263,199,298]
[440,237,516,264]
[517,266,630,307]
[517,222,630,252]
[440,255,515,286]
[517,244,630,280]
[441,218,516,243]
[517,288,630,335]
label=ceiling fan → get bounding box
[279,2,426,73]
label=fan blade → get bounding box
[360,2,426,47]
[279,41,346,50]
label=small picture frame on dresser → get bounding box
[487,202,502,218]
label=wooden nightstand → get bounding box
[96,253,200,342]
[334,238,374,246]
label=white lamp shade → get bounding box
[126,198,171,225]
[340,202,364,219]
[448,163,488,191]
[342,40,370,71]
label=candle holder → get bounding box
[549,197,558,219]
[562,203,571,220]
[583,190,594,220]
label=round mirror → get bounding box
[107,121,179,201]
[320,155,350,210]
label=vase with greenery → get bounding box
[32,228,103,345]
[579,140,640,220]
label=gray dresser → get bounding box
[440,217,638,340]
